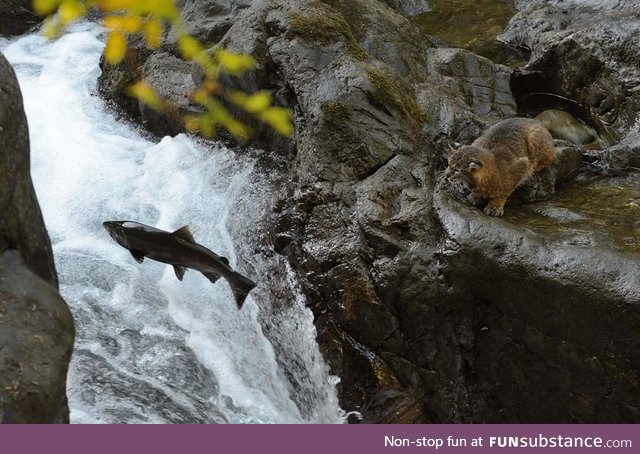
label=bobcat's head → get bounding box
[445,145,486,192]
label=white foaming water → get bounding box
[1,24,342,424]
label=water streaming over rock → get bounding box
[1,23,342,424]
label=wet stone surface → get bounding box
[505,173,640,255]
[412,0,524,67]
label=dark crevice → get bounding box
[358,153,397,181]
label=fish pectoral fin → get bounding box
[172,225,196,244]
[201,271,222,284]
[174,265,186,281]
[219,256,230,266]
[130,250,145,263]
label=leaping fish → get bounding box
[103,220,256,308]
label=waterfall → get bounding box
[1,23,342,424]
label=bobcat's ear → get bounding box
[468,159,483,170]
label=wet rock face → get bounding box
[0,53,75,423]
[417,47,516,145]
[434,187,640,422]
[0,246,75,423]
[501,0,640,135]
[141,51,197,136]
[0,0,40,36]
[410,0,521,67]
[0,53,57,288]
[176,0,254,44]
[97,35,154,125]
[96,0,640,422]
[383,0,430,17]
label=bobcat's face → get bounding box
[445,146,485,191]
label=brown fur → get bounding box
[445,118,556,216]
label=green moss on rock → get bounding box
[321,100,352,125]
[366,67,427,125]
[288,10,367,60]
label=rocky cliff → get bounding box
[0,0,40,35]
[0,52,75,423]
[96,0,640,422]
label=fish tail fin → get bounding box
[230,272,257,309]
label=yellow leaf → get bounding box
[178,35,203,61]
[192,89,212,108]
[215,49,255,75]
[244,91,272,113]
[139,0,178,20]
[104,32,127,64]
[143,17,163,49]
[226,120,250,140]
[184,116,201,134]
[58,0,85,23]
[229,91,271,113]
[99,0,135,11]
[200,118,216,138]
[127,81,164,111]
[259,107,294,136]
[202,78,218,93]
[103,15,142,33]
[32,0,61,16]
[41,16,63,39]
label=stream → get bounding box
[1,23,343,424]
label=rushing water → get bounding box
[1,23,342,424]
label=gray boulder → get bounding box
[383,0,431,17]
[140,51,197,136]
[501,0,640,135]
[0,0,40,36]
[0,53,74,423]
[0,243,75,423]
[0,53,57,287]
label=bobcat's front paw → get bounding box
[484,197,507,217]
[484,205,504,217]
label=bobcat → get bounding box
[445,118,556,216]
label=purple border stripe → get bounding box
[1,424,638,454]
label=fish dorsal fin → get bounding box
[130,250,145,263]
[220,256,230,266]
[173,225,196,244]
[174,265,186,281]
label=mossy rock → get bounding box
[288,7,367,60]
[321,100,351,125]
[366,66,428,126]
